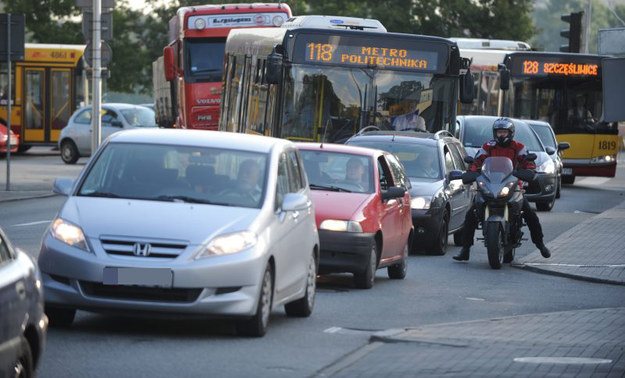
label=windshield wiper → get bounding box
[192,68,220,74]
[154,195,215,204]
[309,184,353,193]
[80,191,121,198]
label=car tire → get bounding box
[13,336,33,378]
[429,209,449,255]
[285,252,317,317]
[17,145,32,154]
[562,175,575,185]
[388,242,408,279]
[46,306,76,327]
[236,265,273,337]
[354,242,377,289]
[453,228,464,246]
[60,140,80,164]
[536,196,555,212]
[555,176,562,199]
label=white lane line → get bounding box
[11,220,52,227]
[576,177,611,186]
[513,357,612,364]
[324,327,342,334]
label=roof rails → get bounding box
[434,130,454,139]
[281,15,387,32]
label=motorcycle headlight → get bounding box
[319,220,363,233]
[50,218,90,251]
[498,182,516,198]
[410,196,431,210]
[537,160,555,174]
[196,231,257,259]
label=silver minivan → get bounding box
[40,129,319,337]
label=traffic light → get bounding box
[560,11,583,53]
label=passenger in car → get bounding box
[345,157,369,191]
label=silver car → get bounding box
[0,227,47,377]
[39,129,319,337]
[58,103,158,164]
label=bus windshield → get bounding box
[509,78,618,135]
[184,38,226,82]
[280,65,456,142]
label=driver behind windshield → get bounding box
[453,118,551,262]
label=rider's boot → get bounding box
[453,247,470,261]
[537,243,551,258]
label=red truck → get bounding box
[153,3,292,129]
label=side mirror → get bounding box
[558,142,570,151]
[111,120,123,127]
[514,169,536,182]
[499,67,510,91]
[282,192,309,212]
[448,170,463,181]
[381,186,406,201]
[464,155,474,164]
[545,146,556,155]
[266,48,283,85]
[460,70,474,104]
[462,171,479,184]
[53,178,75,196]
[525,152,537,161]
[163,46,176,82]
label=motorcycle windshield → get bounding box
[481,157,513,182]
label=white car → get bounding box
[58,103,158,164]
[39,129,319,337]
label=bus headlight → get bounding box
[590,154,617,164]
[537,160,555,174]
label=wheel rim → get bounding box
[305,256,316,309]
[260,269,272,328]
[498,231,504,263]
[440,216,449,251]
[13,359,24,378]
[62,143,75,161]
[401,244,408,275]
[368,245,377,285]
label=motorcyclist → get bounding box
[453,117,551,261]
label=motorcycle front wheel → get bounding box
[486,222,504,269]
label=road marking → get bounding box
[323,327,342,334]
[576,177,611,186]
[465,297,486,301]
[11,220,52,227]
[525,263,625,268]
[513,357,612,364]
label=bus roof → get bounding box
[459,48,509,71]
[23,43,85,65]
[281,15,386,32]
[451,38,531,51]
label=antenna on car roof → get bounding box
[320,119,331,149]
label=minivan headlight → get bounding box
[50,218,89,251]
[196,231,257,259]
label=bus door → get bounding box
[22,67,72,145]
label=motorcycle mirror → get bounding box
[464,155,474,164]
[462,171,479,185]
[525,153,537,161]
[514,169,536,182]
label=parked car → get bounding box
[525,120,570,197]
[0,121,19,154]
[297,143,412,289]
[346,130,473,254]
[39,129,319,337]
[456,115,558,211]
[58,103,158,164]
[0,227,47,377]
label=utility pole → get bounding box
[91,0,102,154]
[584,0,592,54]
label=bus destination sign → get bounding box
[509,55,600,77]
[297,35,441,72]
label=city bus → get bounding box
[0,43,86,151]
[153,3,292,129]
[500,52,625,183]
[451,38,531,116]
[218,16,473,142]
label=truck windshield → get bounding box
[184,38,226,82]
[280,65,456,143]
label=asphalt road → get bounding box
[1,150,624,377]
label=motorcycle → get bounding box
[451,155,536,269]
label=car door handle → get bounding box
[15,281,26,300]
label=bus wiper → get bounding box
[193,68,220,74]
[309,184,353,192]
[80,191,121,198]
[154,195,214,204]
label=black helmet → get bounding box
[492,118,515,146]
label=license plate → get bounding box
[103,267,172,287]
[562,168,573,175]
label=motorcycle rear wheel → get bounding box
[486,222,504,269]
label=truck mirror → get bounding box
[499,67,510,91]
[163,46,176,82]
[266,49,283,85]
[460,69,474,104]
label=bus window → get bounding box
[51,69,72,130]
[0,65,15,105]
[25,69,45,130]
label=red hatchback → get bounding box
[298,143,413,289]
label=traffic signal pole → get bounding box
[91,0,102,154]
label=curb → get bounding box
[512,262,625,286]
[0,191,57,202]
